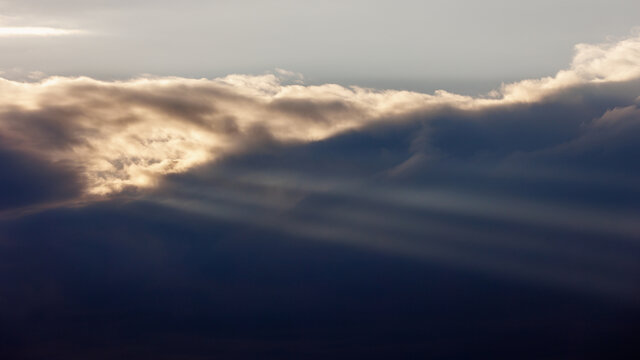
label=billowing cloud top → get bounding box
[1,34,639,200]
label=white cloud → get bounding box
[0,26,85,37]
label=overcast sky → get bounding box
[1,0,639,92]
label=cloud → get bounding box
[0,34,639,206]
[144,91,640,296]
[0,31,639,303]
[0,74,439,198]
[0,26,85,37]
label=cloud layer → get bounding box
[1,34,639,201]
[1,32,640,358]
[1,35,639,295]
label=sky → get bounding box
[1,0,640,90]
[1,1,640,359]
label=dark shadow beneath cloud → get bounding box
[0,201,639,359]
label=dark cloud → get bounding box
[148,86,640,297]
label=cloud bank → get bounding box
[0,31,639,327]
[1,34,639,203]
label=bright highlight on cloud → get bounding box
[0,26,84,37]
[0,34,639,199]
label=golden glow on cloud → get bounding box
[0,27,84,37]
[0,35,639,198]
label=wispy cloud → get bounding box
[0,26,85,37]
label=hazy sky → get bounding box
[1,0,639,91]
